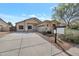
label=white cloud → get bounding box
[0,14,27,26]
[29,14,37,17]
[0,13,51,26]
[21,14,27,17]
[39,17,51,21]
[28,14,51,21]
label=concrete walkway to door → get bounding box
[0,32,68,56]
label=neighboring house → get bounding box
[0,18,10,32]
[16,17,41,32]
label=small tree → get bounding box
[8,22,15,31]
[53,3,79,27]
[8,22,13,27]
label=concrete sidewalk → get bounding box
[0,33,68,56]
[67,45,79,56]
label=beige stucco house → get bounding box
[0,18,10,32]
[16,18,59,32]
[16,17,41,32]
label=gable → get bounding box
[25,18,41,24]
[16,17,41,25]
[0,19,8,26]
[16,21,24,26]
[25,19,39,24]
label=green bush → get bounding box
[72,37,79,44]
[42,31,47,35]
[47,31,52,34]
[70,24,79,29]
[59,34,79,44]
[42,31,52,35]
[59,28,79,44]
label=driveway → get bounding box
[0,32,68,56]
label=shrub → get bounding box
[70,36,79,44]
[59,28,79,44]
[42,31,52,36]
[46,31,52,34]
[42,31,47,35]
[70,24,79,29]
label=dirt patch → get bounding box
[50,37,72,50]
[0,32,9,38]
[37,32,72,50]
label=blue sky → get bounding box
[0,3,58,25]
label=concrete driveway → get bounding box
[0,32,67,56]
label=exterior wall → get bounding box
[0,20,9,32]
[25,24,33,32]
[37,22,53,32]
[37,26,46,32]
[0,25,2,31]
[16,22,25,32]
[25,19,39,32]
[37,26,52,32]
[16,19,40,32]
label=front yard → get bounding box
[39,28,79,50]
[38,30,72,50]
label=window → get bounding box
[28,26,32,29]
[19,25,24,29]
[47,24,48,27]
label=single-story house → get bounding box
[16,17,41,32]
[16,18,60,32]
[0,18,11,32]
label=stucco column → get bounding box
[24,24,28,31]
